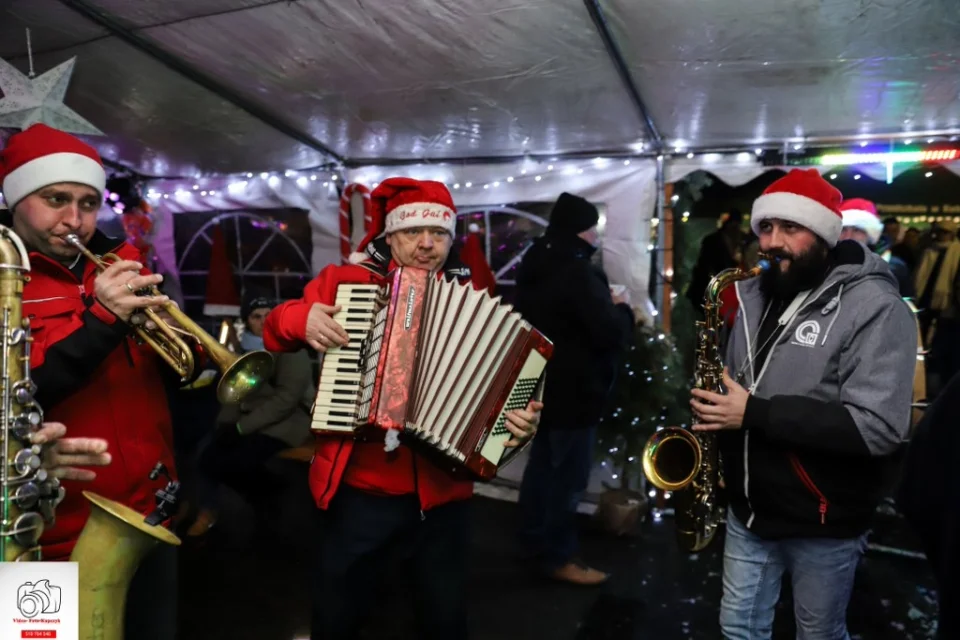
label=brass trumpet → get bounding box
[63,234,273,404]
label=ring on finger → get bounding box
[125,283,135,293]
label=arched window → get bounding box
[175,209,312,332]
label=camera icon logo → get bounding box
[16,580,61,619]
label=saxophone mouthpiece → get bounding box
[756,253,782,273]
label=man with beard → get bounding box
[689,169,917,639]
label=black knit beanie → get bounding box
[546,192,600,236]
[242,296,274,320]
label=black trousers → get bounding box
[124,541,178,640]
[311,485,470,640]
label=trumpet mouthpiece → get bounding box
[63,234,81,246]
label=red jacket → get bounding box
[263,257,480,512]
[19,228,179,560]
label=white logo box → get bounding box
[0,562,78,640]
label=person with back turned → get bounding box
[689,169,916,638]
[513,192,634,585]
[0,123,185,640]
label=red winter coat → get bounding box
[15,226,180,561]
[263,257,480,512]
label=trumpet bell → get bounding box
[642,427,702,492]
[216,350,274,404]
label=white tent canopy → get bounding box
[6,0,960,313]
[4,0,960,174]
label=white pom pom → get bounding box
[384,428,401,452]
[468,223,480,233]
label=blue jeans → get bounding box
[720,512,866,640]
[517,426,597,572]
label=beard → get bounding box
[759,238,832,300]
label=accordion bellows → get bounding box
[311,267,553,480]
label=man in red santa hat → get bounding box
[263,177,541,640]
[689,168,917,638]
[839,197,914,298]
[0,123,187,640]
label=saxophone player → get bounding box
[0,124,182,640]
[689,169,917,639]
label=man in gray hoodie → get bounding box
[689,169,917,639]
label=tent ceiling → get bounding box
[2,0,960,178]
[604,0,960,149]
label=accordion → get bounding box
[311,267,553,480]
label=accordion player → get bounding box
[310,266,553,480]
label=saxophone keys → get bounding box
[12,481,41,509]
[13,446,42,475]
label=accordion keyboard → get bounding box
[310,283,382,432]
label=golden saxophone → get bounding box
[0,225,181,637]
[0,225,62,562]
[62,234,273,404]
[642,257,772,552]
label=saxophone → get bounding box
[0,225,62,562]
[0,225,181,637]
[642,258,770,552]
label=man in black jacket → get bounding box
[514,192,634,586]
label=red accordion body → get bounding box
[310,267,553,480]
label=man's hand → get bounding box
[29,422,111,482]
[143,300,182,332]
[305,303,350,352]
[94,260,168,323]
[503,400,543,448]
[691,368,749,432]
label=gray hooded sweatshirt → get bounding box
[719,240,918,539]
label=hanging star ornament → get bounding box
[0,56,103,135]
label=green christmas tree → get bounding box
[597,324,692,490]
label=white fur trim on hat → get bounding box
[750,191,843,247]
[384,202,456,235]
[841,209,884,245]
[348,251,368,264]
[2,152,106,208]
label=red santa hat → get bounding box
[839,198,884,245]
[349,177,457,264]
[0,123,105,209]
[203,225,242,316]
[750,168,843,247]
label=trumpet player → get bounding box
[0,123,184,640]
[689,169,917,639]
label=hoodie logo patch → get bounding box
[792,320,821,347]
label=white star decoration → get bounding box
[0,56,103,135]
